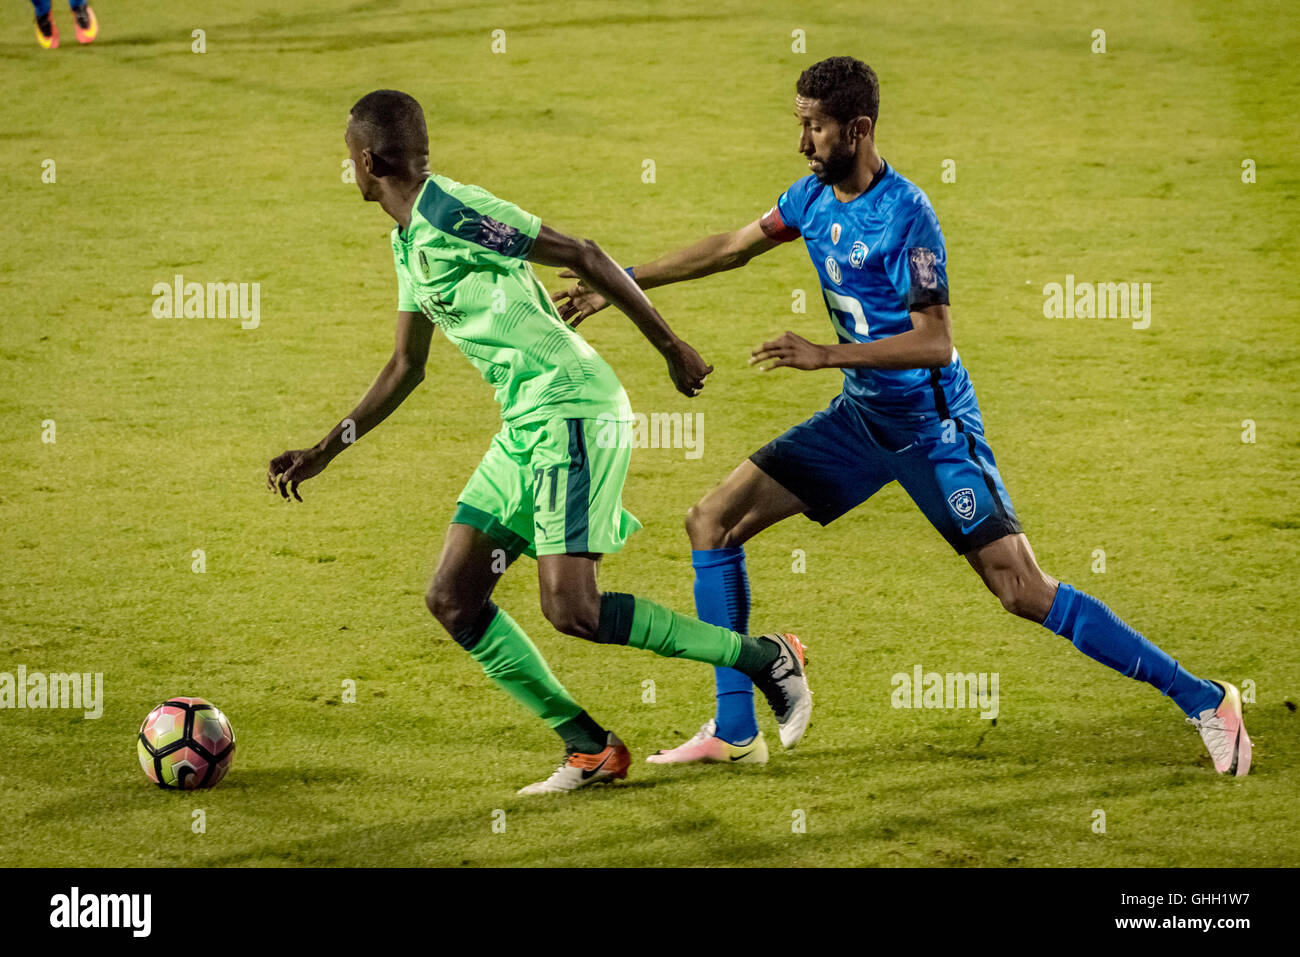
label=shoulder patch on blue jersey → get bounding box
[909,247,940,290]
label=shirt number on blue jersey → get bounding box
[824,290,871,342]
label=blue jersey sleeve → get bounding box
[773,175,819,237]
[883,199,949,310]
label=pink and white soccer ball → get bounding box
[137,696,235,789]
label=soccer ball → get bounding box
[137,696,236,790]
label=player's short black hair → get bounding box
[796,57,880,128]
[348,89,428,162]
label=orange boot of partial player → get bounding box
[35,11,59,49]
[73,4,99,44]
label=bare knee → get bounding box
[969,535,1058,623]
[539,585,601,641]
[426,576,479,635]
[685,500,731,549]
[986,570,1055,622]
[992,576,1037,619]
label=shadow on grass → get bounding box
[20,765,364,825]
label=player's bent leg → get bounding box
[967,532,1248,775]
[964,533,1058,623]
[428,523,621,791]
[537,552,603,642]
[426,522,513,642]
[684,459,808,551]
[537,553,814,749]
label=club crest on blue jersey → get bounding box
[947,487,977,521]
[849,241,869,269]
[824,255,842,285]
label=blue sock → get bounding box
[33,0,53,17]
[1043,583,1223,718]
[692,547,757,744]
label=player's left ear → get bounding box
[847,115,874,145]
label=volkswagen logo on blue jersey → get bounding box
[849,240,869,268]
[947,488,977,521]
[824,255,842,285]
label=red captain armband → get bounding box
[759,204,800,242]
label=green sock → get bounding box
[555,710,607,754]
[468,606,583,729]
[624,596,746,668]
[733,633,779,677]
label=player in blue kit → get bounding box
[553,57,1252,776]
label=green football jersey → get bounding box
[391,173,630,425]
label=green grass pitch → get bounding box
[2,0,1297,867]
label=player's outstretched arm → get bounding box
[751,304,955,372]
[551,218,781,324]
[267,310,433,501]
[529,224,713,398]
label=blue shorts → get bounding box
[749,393,1021,554]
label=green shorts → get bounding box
[454,416,642,559]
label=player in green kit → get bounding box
[266,90,811,793]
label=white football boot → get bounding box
[516,732,631,794]
[751,633,812,749]
[1187,681,1253,776]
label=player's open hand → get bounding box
[266,447,330,502]
[550,270,609,327]
[750,331,827,372]
[664,340,714,398]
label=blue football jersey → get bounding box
[762,161,976,420]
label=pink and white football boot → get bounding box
[646,719,769,765]
[1187,681,1252,776]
